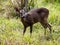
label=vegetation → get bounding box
[0,0,60,45]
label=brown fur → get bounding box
[15,7,52,36]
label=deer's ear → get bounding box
[14,7,20,12]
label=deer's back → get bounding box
[29,8,49,17]
[28,8,49,22]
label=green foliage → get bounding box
[0,0,60,45]
[43,0,60,3]
[0,17,60,45]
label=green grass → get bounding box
[0,16,60,45]
[0,1,60,45]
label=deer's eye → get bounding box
[20,13,22,15]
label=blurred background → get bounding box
[0,0,60,45]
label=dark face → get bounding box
[20,9,26,17]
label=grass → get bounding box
[0,1,60,45]
[0,16,60,45]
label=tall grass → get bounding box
[0,0,60,45]
[0,17,60,45]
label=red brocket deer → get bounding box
[15,7,52,36]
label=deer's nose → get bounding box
[21,15,26,18]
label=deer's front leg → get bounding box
[30,25,33,37]
[23,26,27,35]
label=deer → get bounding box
[14,7,52,37]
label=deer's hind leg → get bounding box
[39,17,52,35]
[40,21,52,40]
[41,22,47,36]
[41,22,52,34]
